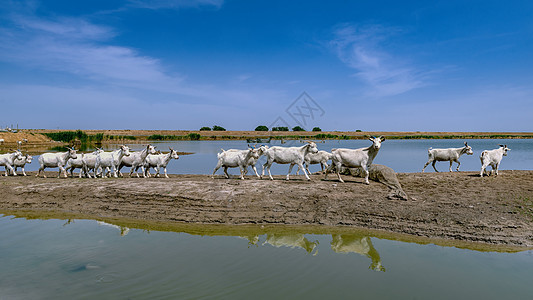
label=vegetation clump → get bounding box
[212,125,226,131]
[272,126,289,131]
[312,127,322,132]
[200,127,211,131]
[315,133,338,139]
[255,125,269,131]
[43,130,87,142]
[148,134,179,140]
[187,133,201,140]
[292,126,305,131]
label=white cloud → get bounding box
[329,24,425,97]
[127,0,224,10]
[1,16,176,86]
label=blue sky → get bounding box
[0,0,532,131]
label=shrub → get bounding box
[212,125,226,131]
[356,129,362,132]
[200,127,211,131]
[255,125,269,131]
[94,133,104,142]
[187,133,201,140]
[312,127,322,132]
[148,134,179,140]
[271,126,289,131]
[75,130,88,143]
[292,126,305,131]
[42,131,85,142]
[315,133,337,139]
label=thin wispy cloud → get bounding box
[0,4,289,127]
[329,24,425,97]
[127,0,224,10]
[0,15,175,84]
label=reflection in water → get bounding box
[97,221,130,236]
[331,234,385,272]
[2,214,533,299]
[263,233,320,255]
[240,234,261,247]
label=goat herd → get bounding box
[0,136,511,181]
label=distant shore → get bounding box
[1,129,532,147]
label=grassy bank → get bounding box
[16,129,533,144]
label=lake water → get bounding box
[18,138,533,176]
[1,215,533,299]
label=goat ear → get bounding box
[499,144,504,147]
[379,136,385,141]
[464,142,468,146]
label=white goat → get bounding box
[66,153,85,178]
[81,148,104,178]
[325,136,385,184]
[95,145,131,178]
[0,150,23,176]
[118,144,156,178]
[246,145,269,177]
[65,149,104,178]
[37,147,78,178]
[0,139,4,144]
[422,142,474,172]
[296,150,333,175]
[480,144,510,177]
[144,148,180,178]
[213,146,260,180]
[12,154,33,176]
[237,145,269,178]
[261,141,319,181]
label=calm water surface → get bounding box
[1,215,533,299]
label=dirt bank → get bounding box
[1,171,533,247]
[0,132,54,147]
[26,129,533,140]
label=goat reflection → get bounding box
[242,233,384,271]
[331,234,385,272]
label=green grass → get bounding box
[147,134,180,140]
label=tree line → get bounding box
[198,125,323,132]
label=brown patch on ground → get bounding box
[0,132,54,147]
[1,171,532,247]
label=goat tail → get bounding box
[331,148,338,152]
[217,149,225,159]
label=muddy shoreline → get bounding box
[1,171,533,248]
